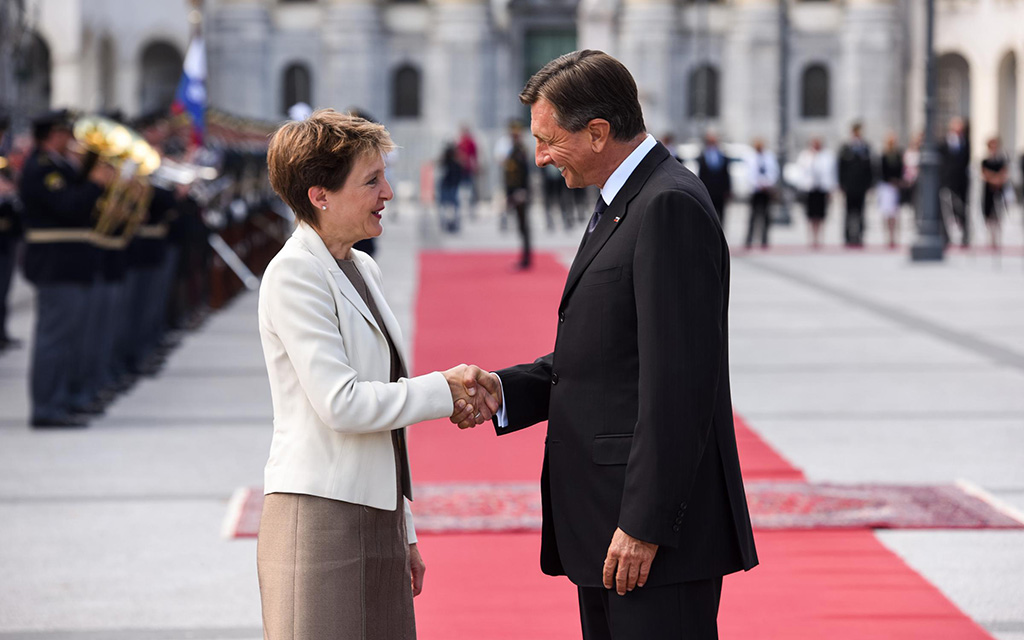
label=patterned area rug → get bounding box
[225,481,1023,539]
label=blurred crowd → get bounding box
[434,116,1022,262]
[0,108,287,428]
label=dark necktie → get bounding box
[586,195,608,241]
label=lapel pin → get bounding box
[613,216,620,223]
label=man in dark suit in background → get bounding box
[456,50,757,640]
[697,130,732,225]
[838,121,874,247]
[939,116,971,247]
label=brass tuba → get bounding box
[72,115,162,246]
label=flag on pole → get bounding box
[171,36,207,146]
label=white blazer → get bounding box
[258,221,453,543]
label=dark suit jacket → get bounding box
[495,142,758,589]
[697,148,731,206]
[940,135,971,196]
[838,141,874,197]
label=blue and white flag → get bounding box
[172,36,207,145]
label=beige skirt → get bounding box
[257,492,415,640]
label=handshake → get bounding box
[442,365,503,430]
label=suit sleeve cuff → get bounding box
[494,374,508,428]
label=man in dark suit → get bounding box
[939,116,971,247]
[697,130,731,225]
[456,50,757,639]
[838,121,874,246]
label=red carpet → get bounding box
[409,251,994,639]
[410,252,579,637]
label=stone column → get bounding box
[618,0,678,136]
[38,0,85,110]
[723,0,778,144]
[424,0,496,134]
[321,0,384,118]
[838,0,902,144]
[970,50,998,159]
[207,0,272,119]
[577,0,618,57]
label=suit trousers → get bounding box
[746,192,771,248]
[844,191,866,245]
[578,578,723,640]
[31,283,90,420]
[70,277,105,408]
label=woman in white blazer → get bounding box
[257,109,499,640]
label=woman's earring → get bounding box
[321,205,327,210]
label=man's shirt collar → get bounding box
[600,133,656,206]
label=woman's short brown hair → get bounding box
[267,109,395,227]
[519,50,645,142]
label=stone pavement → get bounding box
[0,196,1022,639]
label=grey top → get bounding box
[336,257,412,501]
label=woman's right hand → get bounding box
[443,365,502,427]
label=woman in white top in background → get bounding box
[877,132,905,248]
[796,137,836,248]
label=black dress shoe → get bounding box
[31,416,89,428]
[71,400,106,416]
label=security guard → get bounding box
[19,110,114,428]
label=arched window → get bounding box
[800,64,830,118]
[282,63,313,115]
[687,65,720,119]
[392,64,421,118]
[937,52,971,135]
[140,41,183,114]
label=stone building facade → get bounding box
[7,0,1024,189]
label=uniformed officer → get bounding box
[19,110,114,428]
[0,114,24,351]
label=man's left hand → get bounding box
[410,543,425,597]
[602,527,658,596]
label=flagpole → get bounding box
[189,0,204,39]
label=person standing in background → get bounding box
[939,116,971,247]
[503,122,531,270]
[980,137,1009,252]
[0,115,24,351]
[456,125,480,213]
[796,137,836,249]
[438,142,463,233]
[744,138,778,249]
[877,132,904,249]
[697,131,731,226]
[838,122,874,247]
[902,133,922,226]
[542,162,573,232]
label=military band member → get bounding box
[18,110,114,428]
